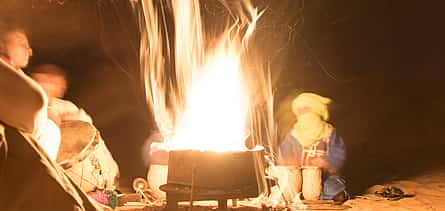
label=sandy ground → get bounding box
[346,167,445,211]
[116,166,445,210]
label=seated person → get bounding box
[0,23,60,161]
[30,64,120,202]
[142,130,171,200]
[142,130,169,167]
[0,23,32,71]
[30,64,92,125]
[277,92,348,202]
[0,23,101,210]
[142,109,176,200]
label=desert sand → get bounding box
[346,167,445,211]
[117,165,445,210]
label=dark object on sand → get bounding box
[356,185,415,201]
[375,186,407,201]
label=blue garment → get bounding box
[277,127,347,199]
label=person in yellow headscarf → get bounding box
[277,92,348,201]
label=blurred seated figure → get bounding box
[0,23,100,210]
[142,131,169,167]
[276,92,348,202]
[30,64,120,203]
[0,22,61,161]
[30,64,92,125]
[142,108,175,200]
[142,130,169,200]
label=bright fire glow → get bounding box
[140,0,264,152]
[171,49,248,151]
[139,0,275,201]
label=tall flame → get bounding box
[140,0,266,152]
[172,49,248,151]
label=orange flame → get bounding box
[138,0,279,202]
[140,0,266,152]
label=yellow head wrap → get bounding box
[291,93,332,147]
[292,92,331,120]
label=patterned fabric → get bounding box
[300,127,330,166]
[58,121,120,193]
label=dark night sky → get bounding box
[1,0,445,193]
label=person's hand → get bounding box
[310,157,329,169]
[310,157,336,173]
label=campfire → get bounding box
[160,149,261,209]
[139,0,272,209]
